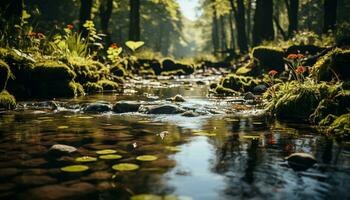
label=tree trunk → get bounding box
[230,0,248,53]
[211,0,220,55]
[219,15,227,52]
[252,0,274,46]
[129,0,140,41]
[246,0,252,45]
[0,0,23,25]
[79,0,93,37]
[228,11,236,51]
[286,0,298,37]
[323,0,337,33]
[99,0,113,46]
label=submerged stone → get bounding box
[285,152,317,171]
[139,104,185,114]
[83,102,112,113]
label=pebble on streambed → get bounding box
[285,152,317,171]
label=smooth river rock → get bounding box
[285,152,317,171]
[83,102,112,113]
[139,104,186,114]
[48,144,77,158]
[112,101,141,113]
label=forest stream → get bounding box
[1,75,349,200]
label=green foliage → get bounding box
[52,32,88,58]
[125,41,145,52]
[0,59,12,90]
[0,90,16,110]
[97,79,119,91]
[83,82,103,93]
[312,49,350,81]
[327,113,350,136]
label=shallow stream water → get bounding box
[0,76,349,200]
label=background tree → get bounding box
[252,0,274,45]
[229,0,248,53]
[129,0,140,41]
[323,0,338,33]
[286,0,299,37]
[79,0,93,36]
[99,0,113,46]
[0,0,23,26]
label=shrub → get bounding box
[0,90,16,110]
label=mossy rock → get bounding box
[274,86,321,121]
[0,90,16,110]
[214,85,238,96]
[66,58,107,84]
[110,63,127,77]
[219,74,261,93]
[327,113,350,136]
[0,59,11,90]
[97,80,119,91]
[310,89,350,124]
[161,58,194,75]
[312,49,350,81]
[32,61,76,82]
[251,46,285,72]
[286,45,326,55]
[83,82,103,93]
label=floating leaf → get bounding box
[61,165,89,172]
[57,126,69,129]
[112,163,139,171]
[99,154,122,160]
[131,194,162,200]
[242,135,260,139]
[78,116,94,119]
[165,146,181,152]
[125,41,144,52]
[75,156,97,162]
[136,155,158,162]
[192,131,216,137]
[96,149,117,155]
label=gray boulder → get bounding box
[83,102,112,113]
[113,101,141,113]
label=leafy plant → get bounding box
[125,41,144,52]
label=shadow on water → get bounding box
[0,79,349,200]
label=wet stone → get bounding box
[139,104,186,114]
[181,110,200,117]
[13,175,57,187]
[21,182,97,200]
[113,101,141,113]
[244,92,257,100]
[285,152,317,171]
[48,144,77,158]
[83,102,112,113]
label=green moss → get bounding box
[251,46,285,72]
[0,59,11,90]
[220,74,261,92]
[70,82,85,96]
[161,58,194,75]
[312,49,350,81]
[66,57,107,84]
[83,82,103,93]
[214,85,238,96]
[110,64,128,77]
[0,90,16,110]
[32,61,76,82]
[97,79,119,90]
[327,113,350,136]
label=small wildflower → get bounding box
[66,24,74,30]
[295,66,306,74]
[110,43,118,49]
[268,70,278,76]
[28,32,37,37]
[297,54,305,59]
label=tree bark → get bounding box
[252,0,274,46]
[246,0,252,45]
[228,11,236,51]
[99,0,113,46]
[211,0,220,55]
[129,0,140,41]
[79,0,93,37]
[323,0,338,33]
[285,0,298,37]
[219,15,227,52]
[229,0,248,53]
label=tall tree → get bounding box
[323,0,338,33]
[79,0,93,37]
[219,15,227,51]
[285,0,299,37]
[211,0,220,54]
[129,0,140,41]
[99,0,113,46]
[252,0,274,45]
[229,0,248,53]
[246,0,252,45]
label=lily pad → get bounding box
[99,154,122,160]
[136,155,158,162]
[131,194,162,200]
[165,146,181,152]
[75,156,97,162]
[57,126,69,129]
[61,165,89,172]
[112,163,139,171]
[96,149,117,155]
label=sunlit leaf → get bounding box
[57,125,69,129]
[112,163,139,171]
[61,165,89,172]
[236,66,252,75]
[125,41,144,52]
